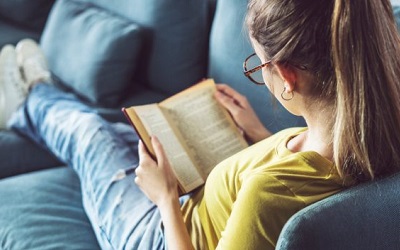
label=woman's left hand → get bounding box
[135,137,179,207]
[215,84,271,143]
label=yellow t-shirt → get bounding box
[181,127,344,250]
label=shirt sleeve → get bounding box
[216,174,306,250]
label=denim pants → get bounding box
[10,84,187,250]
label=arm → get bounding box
[158,196,194,250]
[214,84,272,143]
[135,137,194,250]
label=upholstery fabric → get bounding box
[0,167,100,250]
[0,130,61,179]
[393,5,400,31]
[0,0,55,31]
[0,22,41,46]
[207,0,305,132]
[276,173,400,250]
[69,0,210,96]
[40,0,144,106]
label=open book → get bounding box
[122,79,248,194]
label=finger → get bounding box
[216,83,234,92]
[216,84,247,104]
[215,83,229,91]
[138,140,146,159]
[134,176,141,186]
[138,140,153,165]
[151,136,168,168]
[135,165,142,176]
[215,90,243,115]
[215,88,246,109]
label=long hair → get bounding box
[246,0,400,183]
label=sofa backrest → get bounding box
[207,0,305,132]
[42,0,211,100]
[89,0,212,95]
[0,0,55,33]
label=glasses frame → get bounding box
[243,53,271,85]
[243,53,308,85]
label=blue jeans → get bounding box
[10,84,187,250]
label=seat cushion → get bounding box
[0,167,100,250]
[0,130,61,179]
[41,0,144,107]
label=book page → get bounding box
[160,79,248,178]
[123,106,155,157]
[132,105,204,193]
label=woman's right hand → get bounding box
[136,137,179,208]
[215,84,271,144]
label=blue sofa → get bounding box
[0,0,55,46]
[0,0,399,249]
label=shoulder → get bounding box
[267,127,307,142]
[220,127,307,165]
[244,127,307,156]
[238,173,305,207]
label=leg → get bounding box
[110,122,140,152]
[10,84,165,250]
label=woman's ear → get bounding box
[275,63,297,92]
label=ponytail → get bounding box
[331,0,400,182]
[247,0,400,183]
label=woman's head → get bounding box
[246,0,400,183]
[246,0,335,100]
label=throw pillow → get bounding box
[40,0,144,106]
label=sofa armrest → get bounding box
[0,130,62,179]
[276,173,400,250]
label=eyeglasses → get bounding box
[243,53,308,85]
[243,53,271,85]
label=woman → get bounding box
[2,0,400,249]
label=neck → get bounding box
[287,104,334,161]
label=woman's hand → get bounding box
[135,137,179,207]
[136,137,195,250]
[215,84,272,144]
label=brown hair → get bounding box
[247,0,400,183]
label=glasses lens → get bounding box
[246,55,264,84]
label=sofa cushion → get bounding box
[0,167,100,250]
[71,0,210,97]
[0,0,55,32]
[41,0,144,106]
[0,130,61,179]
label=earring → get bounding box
[281,86,294,101]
